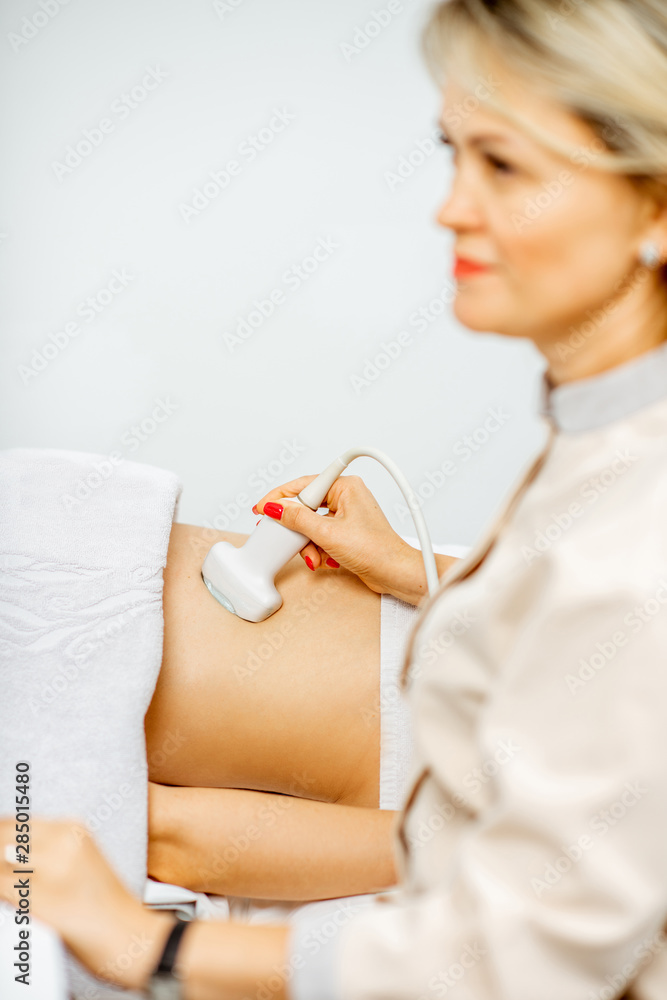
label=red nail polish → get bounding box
[264,502,283,520]
[326,558,339,568]
[305,556,314,571]
[252,505,259,514]
[256,519,261,525]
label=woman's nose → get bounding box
[435,171,482,232]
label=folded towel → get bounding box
[379,535,470,810]
[144,876,231,921]
[0,448,181,1000]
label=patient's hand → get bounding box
[0,816,173,991]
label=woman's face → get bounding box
[436,64,666,360]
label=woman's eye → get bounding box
[486,154,514,176]
[437,132,514,176]
[437,132,458,161]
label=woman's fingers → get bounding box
[313,545,339,570]
[250,476,339,570]
[252,473,361,516]
[252,475,321,514]
[300,546,340,572]
[301,541,321,570]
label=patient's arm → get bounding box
[147,781,400,900]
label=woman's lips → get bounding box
[453,257,492,279]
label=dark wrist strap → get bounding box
[153,915,193,976]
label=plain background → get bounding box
[1,0,548,547]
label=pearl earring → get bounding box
[640,240,663,269]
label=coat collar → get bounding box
[539,339,667,433]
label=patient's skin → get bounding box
[144,523,415,899]
[145,523,384,808]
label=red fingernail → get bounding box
[264,502,283,520]
[252,505,259,514]
[305,556,314,571]
[326,558,339,568]
[256,519,261,525]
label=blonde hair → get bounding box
[421,0,667,200]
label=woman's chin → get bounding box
[452,298,505,334]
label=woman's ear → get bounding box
[638,175,667,236]
[631,176,667,271]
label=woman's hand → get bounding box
[252,473,427,601]
[0,817,174,991]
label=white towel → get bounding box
[0,448,181,1000]
[380,535,470,810]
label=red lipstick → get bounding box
[454,256,492,279]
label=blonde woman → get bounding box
[4,0,667,996]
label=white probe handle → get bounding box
[243,497,314,577]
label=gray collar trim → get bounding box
[539,340,667,433]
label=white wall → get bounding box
[1,0,547,547]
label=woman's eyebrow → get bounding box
[437,122,518,147]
